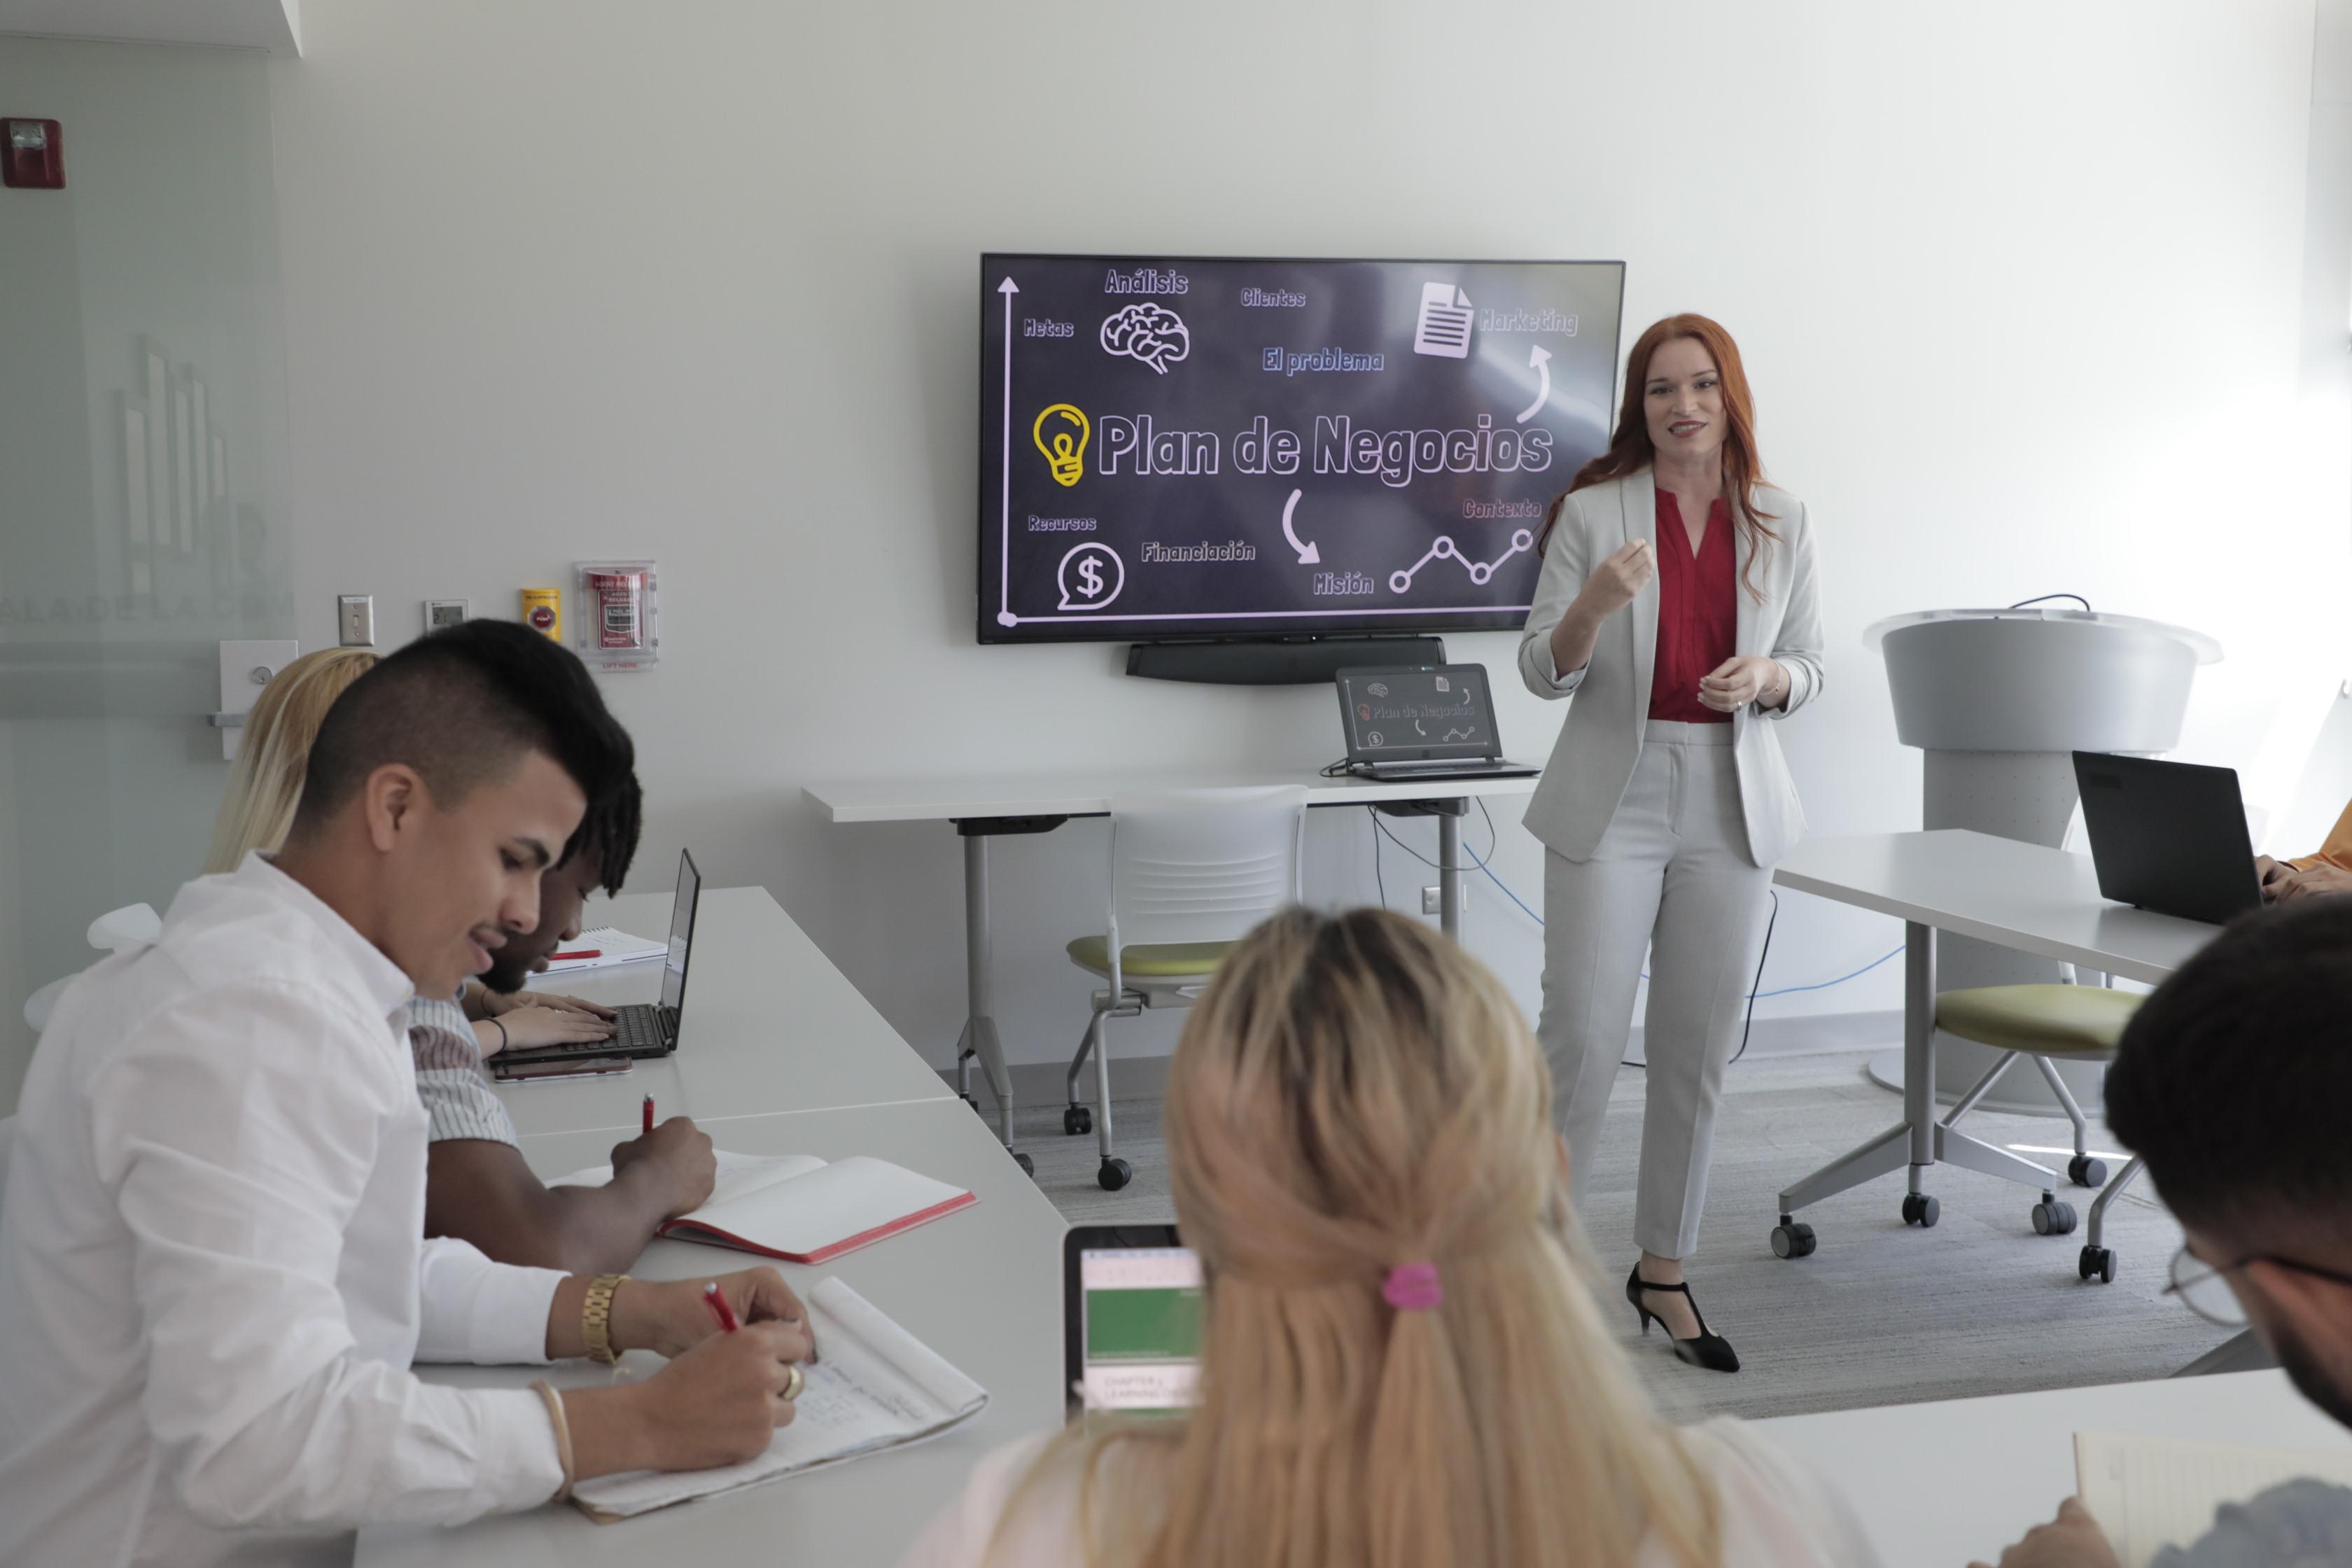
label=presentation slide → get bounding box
[1080,1246,1202,1414]
[978,254,1625,643]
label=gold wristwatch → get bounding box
[583,1273,629,1364]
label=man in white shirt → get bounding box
[1973,899,2352,1568]
[0,620,812,1567]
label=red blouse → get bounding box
[1648,490,1737,724]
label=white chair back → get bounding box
[23,902,162,1034]
[1105,788,1306,964]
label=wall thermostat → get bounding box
[424,598,469,631]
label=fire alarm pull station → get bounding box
[573,560,659,672]
[4,118,64,189]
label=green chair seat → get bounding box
[1935,983,2143,1058]
[1065,934,1233,979]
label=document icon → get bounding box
[1413,282,1474,358]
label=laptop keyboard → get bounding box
[612,1004,667,1054]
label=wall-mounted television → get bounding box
[977,253,1625,646]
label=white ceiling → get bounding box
[0,0,299,55]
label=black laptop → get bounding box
[498,848,701,1063]
[2072,754,2264,926]
[1334,664,1539,783]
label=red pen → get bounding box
[642,1095,654,1135]
[702,1280,740,1334]
[551,947,602,962]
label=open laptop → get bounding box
[2072,754,2264,926]
[497,848,702,1064]
[1063,1225,1200,1419]
[1334,664,1539,782]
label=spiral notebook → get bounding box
[552,1150,976,1264]
[570,1276,988,1522]
[2074,1429,2352,1567]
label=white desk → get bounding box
[497,886,953,1139]
[1768,830,2217,1268]
[1754,1369,2352,1566]
[804,768,1540,1163]
[355,1097,1066,1567]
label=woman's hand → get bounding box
[1572,540,1656,620]
[2278,862,2352,902]
[611,1269,818,1361]
[1698,656,1789,713]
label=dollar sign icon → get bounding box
[1056,543,1124,613]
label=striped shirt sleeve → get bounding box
[407,991,521,1147]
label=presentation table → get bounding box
[497,886,953,1140]
[355,1098,1066,1567]
[804,767,1540,1166]
[1768,830,2218,1264]
[1754,1368,2351,1566]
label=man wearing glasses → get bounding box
[1975,897,2352,1567]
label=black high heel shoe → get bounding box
[1625,1264,1741,1373]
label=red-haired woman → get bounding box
[1517,315,1824,1374]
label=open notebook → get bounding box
[571,1276,988,1522]
[553,1150,976,1264]
[538,925,666,973]
[2075,1429,2352,1567]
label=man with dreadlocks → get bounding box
[410,769,720,1273]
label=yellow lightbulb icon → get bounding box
[1033,403,1089,488]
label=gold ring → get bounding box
[783,1364,804,1401]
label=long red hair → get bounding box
[1536,313,1779,601]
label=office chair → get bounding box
[1060,787,1305,1191]
[1930,981,2144,1284]
[22,902,162,1033]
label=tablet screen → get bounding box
[1077,1245,1202,1414]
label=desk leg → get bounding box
[949,816,1066,1180]
[1438,810,1462,941]
[1769,920,1940,1255]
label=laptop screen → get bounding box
[659,849,701,1016]
[1335,664,1500,764]
[1070,1239,1201,1415]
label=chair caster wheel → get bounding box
[1770,1221,1817,1259]
[1097,1158,1132,1192]
[1063,1104,1093,1135]
[2032,1199,2078,1236]
[1014,1152,1035,1177]
[2068,1154,2108,1189]
[2079,1245,2116,1284]
[1901,1193,1940,1228]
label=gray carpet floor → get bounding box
[1015,1049,2236,1423]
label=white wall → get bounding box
[265,0,2342,1077]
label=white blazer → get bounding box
[1516,467,1824,868]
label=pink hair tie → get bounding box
[1382,1261,1443,1312]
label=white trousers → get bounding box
[1538,721,1776,1261]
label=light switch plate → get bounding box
[337,594,374,647]
[217,639,300,762]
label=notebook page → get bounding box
[2074,1430,2352,1567]
[569,1276,989,1520]
[810,1275,988,1414]
[549,1149,828,1204]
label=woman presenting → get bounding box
[1518,314,1823,1374]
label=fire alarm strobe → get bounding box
[3,119,64,190]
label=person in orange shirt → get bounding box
[2258,797,2352,902]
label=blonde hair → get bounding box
[202,647,378,874]
[1000,908,1721,1568]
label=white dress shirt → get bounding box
[899,1417,1882,1568]
[0,854,570,1568]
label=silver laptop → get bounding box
[1334,664,1539,782]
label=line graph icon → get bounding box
[1389,528,1535,594]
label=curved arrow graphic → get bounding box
[1280,487,1320,565]
[1515,344,1553,425]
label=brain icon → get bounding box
[1100,303,1191,374]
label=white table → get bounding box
[804,768,1540,1163]
[1768,830,2218,1268]
[355,1096,1067,1567]
[498,886,953,1138]
[1754,1368,2352,1566]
